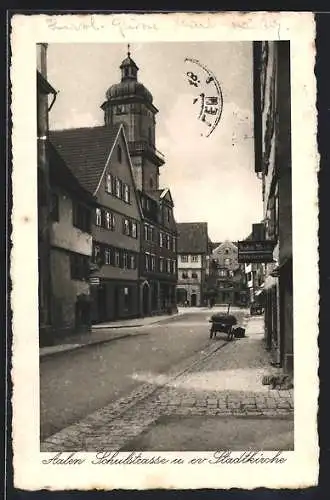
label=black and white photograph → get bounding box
[11,12,318,491]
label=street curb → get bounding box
[39,332,137,360]
[39,314,183,360]
[91,312,181,330]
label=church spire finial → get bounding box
[127,43,131,57]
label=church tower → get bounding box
[101,46,165,192]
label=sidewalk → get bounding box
[39,311,183,359]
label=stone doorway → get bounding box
[191,293,197,307]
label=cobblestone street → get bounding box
[41,311,294,452]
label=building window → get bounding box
[182,272,189,279]
[144,224,149,240]
[114,250,120,267]
[180,255,189,263]
[73,202,91,233]
[173,260,177,274]
[123,218,130,236]
[50,193,59,222]
[105,211,115,231]
[151,255,156,272]
[159,257,164,273]
[105,248,111,265]
[93,244,100,264]
[144,224,155,242]
[192,272,198,279]
[130,254,137,270]
[123,183,130,203]
[132,222,137,239]
[166,259,171,273]
[70,252,89,280]
[225,248,229,255]
[116,178,122,198]
[123,252,128,269]
[166,234,171,250]
[149,177,154,189]
[224,258,231,267]
[145,253,150,272]
[159,232,164,247]
[106,173,113,194]
[95,208,102,226]
[117,145,122,163]
[191,255,199,262]
[172,237,176,252]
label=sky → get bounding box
[47,42,263,242]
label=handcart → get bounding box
[209,304,237,341]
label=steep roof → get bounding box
[48,142,96,204]
[177,222,209,254]
[211,241,222,250]
[49,124,122,195]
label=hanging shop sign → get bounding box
[237,240,276,263]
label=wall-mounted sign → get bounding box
[237,240,276,263]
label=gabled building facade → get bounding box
[50,124,142,323]
[211,241,248,306]
[138,188,177,315]
[101,48,178,315]
[177,222,210,307]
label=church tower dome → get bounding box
[105,47,153,104]
[101,45,164,192]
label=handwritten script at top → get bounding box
[45,15,217,38]
[46,16,105,31]
[111,17,158,38]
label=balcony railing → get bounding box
[128,140,165,163]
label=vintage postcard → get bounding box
[10,11,318,490]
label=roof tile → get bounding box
[177,222,209,254]
[49,124,122,194]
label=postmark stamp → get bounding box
[9,11,318,493]
[184,57,223,137]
